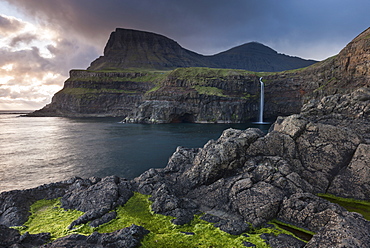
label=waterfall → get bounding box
[258,77,264,123]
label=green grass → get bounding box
[69,69,169,83]
[242,93,257,100]
[146,84,162,94]
[12,193,310,247]
[318,194,370,220]
[169,67,255,80]
[192,85,227,97]
[60,88,138,95]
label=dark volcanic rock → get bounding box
[89,211,117,228]
[328,144,370,200]
[0,177,89,227]
[260,233,306,248]
[42,224,148,248]
[61,176,133,229]
[0,224,21,247]
[305,212,370,248]
[182,128,264,187]
[214,219,250,235]
[0,224,50,248]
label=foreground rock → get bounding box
[42,225,149,248]
[1,88,370,247]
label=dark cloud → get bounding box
[4,0,370,60]
[2,0,370,110]
[9,32,38,47]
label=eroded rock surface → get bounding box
[42,224,148,248]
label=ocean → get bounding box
[0,111,270,193]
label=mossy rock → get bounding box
[13,193,308,247]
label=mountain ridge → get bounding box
[88,28,317,72]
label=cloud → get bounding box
[0,15,98,110]
[0,14,25,35]
[2,0,370,110]
[5,0,370,60]
[9,32,38,47]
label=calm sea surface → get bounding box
[0,111,270,192]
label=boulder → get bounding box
[42,224,149,248]
[0,224,51,248]
[260,233,306,248]
[328,144,370,200]
[183,128,263,186]
[305,212,370,248]
[61,176,133,228]
[0,177,89,227]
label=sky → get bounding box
[0,0,369,110]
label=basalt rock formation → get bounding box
[30,28,370,123]
[88,28,316,72]
[2,87,370,247]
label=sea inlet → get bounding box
[0,112,270,192]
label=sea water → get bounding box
[0,111,271,192]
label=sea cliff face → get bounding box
[29,67,306,122]
[34,70,155,117]
[30,28,370,123]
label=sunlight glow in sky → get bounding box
[0,12,68,110]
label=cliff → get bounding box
[88,28,317,72]
[30,28,370,123]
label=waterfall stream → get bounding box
[253,77,270,124]
[259,77,264,123]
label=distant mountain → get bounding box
[209,42,317,72]
[88,28,317,72]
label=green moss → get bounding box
[13,199,88,240]
[170,67,255,80]
[68,70,169,83]
[60,88,138,95]
[12,193,309,247]
[318,194,370,220]
[313,77,337,93]
[146,84,162,94]
[271,220,315,238]
[192,86,227,97]
[242,93,256,100]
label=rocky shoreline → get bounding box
[1,87,369,247]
